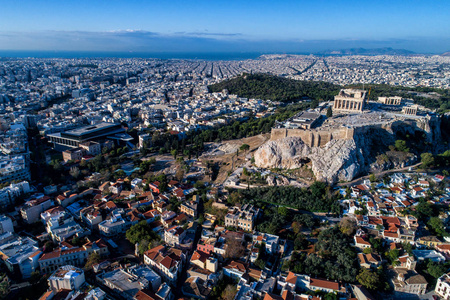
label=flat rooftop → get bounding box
[291,111,321,125]
[65,122,121,137]
[48,122,125,142]
[103,269,143,296]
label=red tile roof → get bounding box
[309,278,339,290]
[286,272,297,284]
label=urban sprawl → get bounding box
[0,54,449,300]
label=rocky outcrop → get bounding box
[255,116,443,184]
[255,137,364,183]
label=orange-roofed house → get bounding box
[223,260,247,280]
[309,277,343,293]
[143,245,186,286]
[354,236,371,250]
[436,244,450,259]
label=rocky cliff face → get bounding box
[254,117,441,183]
[254,137,363,183]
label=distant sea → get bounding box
[0,50,272,61]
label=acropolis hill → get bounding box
[255,89,442,183]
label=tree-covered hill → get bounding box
[209,73,450,112]
[208,73,341,102]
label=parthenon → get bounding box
[333,89,367,113]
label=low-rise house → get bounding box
[39,239,108,273]
[62,148,84,162]
[48,265,85,292]
[79,141,101,156]
[143,245,186,286]
[224,204,260,231]
[180,201,198,218]
[412,250,446,263]
[190,250,218,273]
[21,196,53,224]
[436,244,450,259]
[392,269,427,295]
[98,210,132,237]
[0,215,13,234]
[98,267,149,300]
[223,260,247,280]
[405,215,418,229]
[134,283,173,300]
[358,253,382,269]
[417,235,443,248]
[213,236,227,257]
[148,182,160,194]
[0,235,41,279]
[354,236,371,250]
[128,265,162,293]
[309,277,345,294]
[182,277,212,300]
[253,232,280,254]
[164,226,186,247]
[276,272,346,295]
[80,206,103,230]
[197,238,216,255]
[110,182,123,194]
[435,272,450,300]
[251,277,277,298]
[50,223,90,243]
[40,206,65,225]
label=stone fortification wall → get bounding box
[271,113,441,147]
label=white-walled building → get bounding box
[48,265,85,292]
[436,273,450,300]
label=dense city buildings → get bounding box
[0,54,447,300]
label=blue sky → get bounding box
[0,0,449,53]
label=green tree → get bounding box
[126,221,159,245]
[29,271,41,284]
[427,261,446,279]
[0,273,9,299]
[363,247,373,254]
[394,140,410,152]
[421,152,435,168]
[171,149,177,159]
[292,221,302,235]
[239,144,250,152]
[386,249,399,264]
[357,268,380,290]
[402,242,413,256]
[278,206,289,217]
[326,107,333,118]
[85,252,100,269]
[415,201,434,220]
[254,259,265,270]
[221,285,237,300]
[227,191,241,206]
[339,217,357,236]
[428,217,448,237]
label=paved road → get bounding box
[336,163,422,187]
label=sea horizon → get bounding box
[0,50,281,61]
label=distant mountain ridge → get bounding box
[441,51,450,56]
[316,47,415,56]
